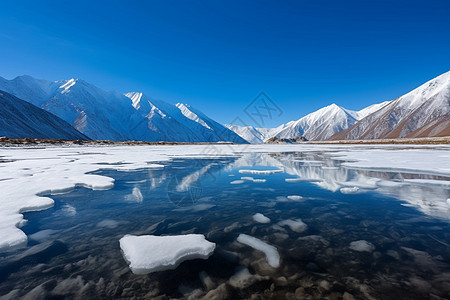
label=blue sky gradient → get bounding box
[1,0,449,127]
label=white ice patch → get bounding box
[238,169,283,175]
[237,234,280,268]
[97,219,120,229]
[340,187,360,194]
[287,195,303,201]
[241,177,267,183]
[124,187,143,203]
[119,234,216,274]
[252,213,271,224]
[349,240,375,252]
[278,219,308,233]
[230,180,245,185]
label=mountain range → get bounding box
[0,76,247,143]
[0,71,448,143]
[227,71,450,142]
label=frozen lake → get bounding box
[0,144,450,299]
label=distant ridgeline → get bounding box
[0,71,449,143]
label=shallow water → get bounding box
[1,152,450,299]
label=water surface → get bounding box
[1,152,450,299]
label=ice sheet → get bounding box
[119,234,215,274]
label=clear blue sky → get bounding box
[1,0,449,127]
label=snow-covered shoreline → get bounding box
[0,144,449,252]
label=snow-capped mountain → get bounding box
[273,104,359,141]
[225,124,286,144]
[123,92,247,143]
[227,102,387,143]
[0,90,89,140]
[0,75,247,143]
[332,70,450,140]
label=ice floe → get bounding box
[287,195,303,201]
[237,234,280,268]
[340,187,360,194]
[278,219,308,233]
[349,240,375,252]
[124,186,143,203]
[252,213,271,223]
[238,169,283,175]
[61,204,77,216]
[230,180,245,185]
[119,234,216,274]
[241,176,267,183]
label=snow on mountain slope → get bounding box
[124,92,203,142]
[273,104,358,141]
[0,90,89,140]
[225,125,266,144]
[172,103,248,143]
[225,124,286,144]
[354,101,391,119]
[331,71,450,140]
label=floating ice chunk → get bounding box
[285,178,323,183]
[252,213,271,224]
[230,180,245,185]
[124,187,143,203]
[340,187,360,194]
[61,204,76,216]
[349,240,375,252]
[241,177,267,183]
[238,169,283,175]
[252,179,267,183]
[278,219,307,233]
[119,234,216,274]
[237,234,280,268]
[29,229,58,242]
[97,219,120,229]
[287,195,303,201]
